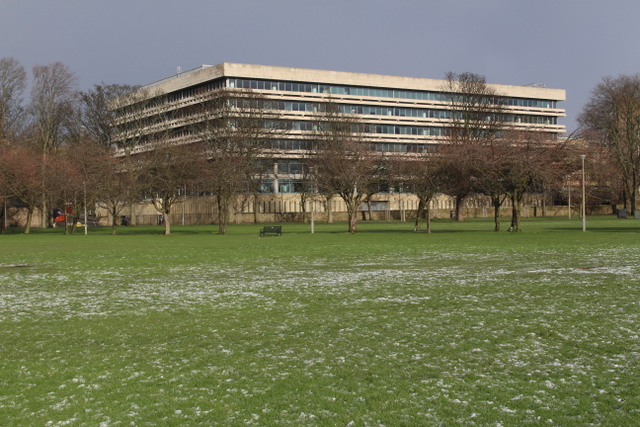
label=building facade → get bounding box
[112,63,566,224]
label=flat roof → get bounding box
[143,63,566,102]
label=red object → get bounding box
[65,203,73,214]
[55,215,66,223]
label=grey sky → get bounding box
[2,0,639,132]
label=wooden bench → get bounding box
[260,226,282,237]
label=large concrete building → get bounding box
[113,63,567,224]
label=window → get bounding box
[259,179,274,193]
[279,179,303,193]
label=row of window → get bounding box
[269,100,453,118]
[158,126,446,150]
[510,115,556,125]
[258,178,420,194]
[276,160,304,175]
[139,110,559,149]
[374,143,438,153]
[268,100,558,125]
[269,139,311,150]
[136,76,560,118]
[267,139,438,154]
[226,78,559,109]
[343,104,454,119]
[258,179,303,194]
[166,80,225,103]
[368,124,447,136]
[280,120,449,136]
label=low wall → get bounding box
[91,193,620,227]
[3,206,44,228]
[4,195,618,229]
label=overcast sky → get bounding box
[2,0,640,132]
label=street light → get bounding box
[567,175,571,220]
[83,181,88,235]
[580,155,586,232]
[311,199,315,234]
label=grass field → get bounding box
[1,217,639,426]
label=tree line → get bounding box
[0,57,635,235]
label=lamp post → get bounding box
[311,199,315,234]
[580,155,586,232]
[83,181,88,235]
[567,175,571,219]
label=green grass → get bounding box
[1,217,639,425]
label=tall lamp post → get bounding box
[83,182,88,235]
[567,175,571,219]
[580,155,586,232]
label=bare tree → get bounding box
[444,72,507,144]
[470,142,510,231]
[95,155,132,235]
[27,62,79,228]
[497,131,569,231]
[0,143,10,231]
[192,89,279,235]
[28,62,79,154]
[362,170,390,221]
[138,138,209,235]
[72,84,143,233]
[110,87,169,225]
[44,151,84,234]
[245,159,272,224]
[0,57,27,144]
[579,75,640,213]
[296,159,316,223]
[392,151,445,234]
[438,145,478,222]
[310,100,383,233]
[442,72,508,221]
[0,145,43,233]
[79,83,140,148]
[570,138,619,209]
[64,139,115,233]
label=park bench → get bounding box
[260,225,282,237]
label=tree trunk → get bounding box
[71,213,80,234]
[128,201,136,226]
[493,196,501,232]
[426,203,432,234]
[414,199,424,232]
[24,208,33,234]
[326,196,333,223]
[217,194,230,235]
[125,159,137,226]
[110,205,118,235]
[41,148,48,228]
[41,199,48,229]
[348,210,358,233]
[300,193,308,223]
[510,191,522,231]
[511,204,520,231]
[631,173,638,215]
[455,195,465,221]
[253,194,259,223]
[345,198,359,233]
[163,208,171,235]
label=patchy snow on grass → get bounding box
[1,243,640,425]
